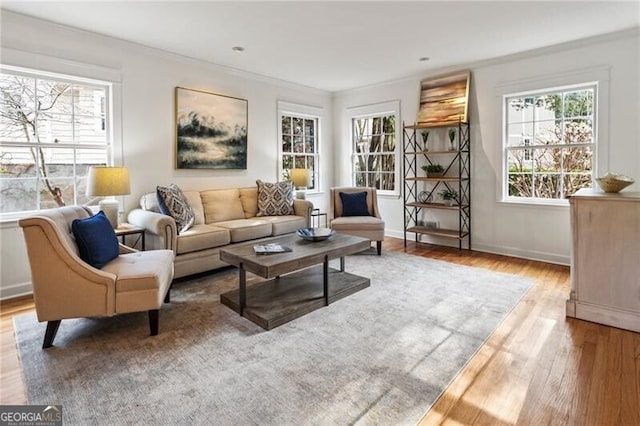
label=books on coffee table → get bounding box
[253,243,292,255]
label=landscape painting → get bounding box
[175,87,247,169]
[417,71,470,126]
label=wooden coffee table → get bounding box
[219,233,371,330]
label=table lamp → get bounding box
[86,166,131,228]
[290,168,310,199]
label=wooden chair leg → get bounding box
[148,309,159,336]
[376,241,382,256]
[43,320,61,349]
[164,287,171,303]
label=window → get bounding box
[278,102,320,192]
[0,67,111,216]
[350,101,399,194]
[504,84,595,201]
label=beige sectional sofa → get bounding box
[128,187,313,278]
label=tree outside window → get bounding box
[352,114,396,192]
[505,85,595,200]
[0,69,109,214]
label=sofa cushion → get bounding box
[183,190,205,225]
[259,215,306,236]
[331,216,384,231]
[103,250,174,293]
[72,211,120,269]
[239,187,259,218]
[339,191,370,217]
[256,180,294,216]
[214,219,272,242]
[176,224,231,255]
[201,189,245,223]
[103,249,174,313]
[157,184,195,233]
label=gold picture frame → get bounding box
[417,71,470,126]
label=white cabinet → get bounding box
[566,188,640,332]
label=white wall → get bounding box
[0,11,332,299]
[1,10,638,299]
[333,30,639,264]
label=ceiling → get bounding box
[2,1,639,92]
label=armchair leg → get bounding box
[164,286,171,304]
[43,320,61,349]
[148,309,159,336]
[376,241,382,256]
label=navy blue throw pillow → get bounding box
[340,191,370,217]
[72,211,119,269]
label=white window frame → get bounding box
[0,53,120,221]
[496,67,610,206]
[277,101,322,195]
[347,100,400,197]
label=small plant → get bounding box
[439,189,458,206]
[448,128,457,150]
[421,164,444,174]
[448,128,456,142]
[421,130,430,149]
[439,189,458,200]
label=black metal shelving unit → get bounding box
[402,121,471,250]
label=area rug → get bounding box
[13,251,533,425]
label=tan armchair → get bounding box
[19,206,174,348]
[330,187,385,255]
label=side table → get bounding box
[310,208,328,228]
[115,224,146,251]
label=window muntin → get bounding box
[504,85,595,201]
[280,113,319,191]
[351,113,396,192]
[0,68,110,215]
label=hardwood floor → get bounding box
[1,237,638,425]
[0,294,33,405]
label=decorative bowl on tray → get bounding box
[595,172,635,193]
[296,227,335,241]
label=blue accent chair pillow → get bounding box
[72,211,120,269]
[340,191,370,217]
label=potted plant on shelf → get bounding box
[439,189,459,206]
[448,128,457,151]
[421,163,445,178]
[421,130,430,151]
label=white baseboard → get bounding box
[0,281,32,301]
[472,243,570,266]
[385,230,570,266]
[566,300,640,333]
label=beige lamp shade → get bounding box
[290,168,311,189]
[86,166,130,228]
[86,166,131,196]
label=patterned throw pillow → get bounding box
[256,180,294,216]
[156,184,195,234]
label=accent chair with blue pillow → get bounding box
[330,187,385,255]
[19,206,174,348]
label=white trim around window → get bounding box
[495,66,610,206]
[0,50,122,221]
[277,101,323,195]
[347,100,401,197]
